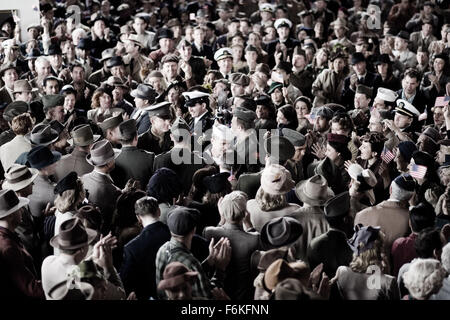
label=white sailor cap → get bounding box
[214,47,233,62]
[182,91,210,107]
[274,18,292,29]
[395,99,420,118]
[259,3,276,13]
[212,124,233,142]
[376,88,398,102]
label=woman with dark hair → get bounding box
[375,54,401,91]
[421,53,450,102]
[308,47,330,80]
[408,151,441,206]
[254,94,277,131]
[277,104,298,131]
[88,87,124,123]
[294,96,313,134]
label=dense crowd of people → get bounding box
[0,0,450,301]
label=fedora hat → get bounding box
[130,83,158,102]
[2,164,39,192]
[27,146,61,170]
[261,216,303,248]
[98,114,123,133]
[295,174,334,206]
[126,34,144,47]
[25,124,59,146]
[86,139,120,167]
[261,164,295,195]
[50,217,97,250]
[13,80,37,94]
[157,261,199,291]
[264,135,295,165]
[0,189,30,219]
[68,124,101,147]
[263,259,299,291]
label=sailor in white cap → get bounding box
[373,88,398,111]
[182,91,215,148]
[266,18,299,66]
[259,3,276,28]
[274,18,293,30]
[383,99,421,142]
[214,47,233,79]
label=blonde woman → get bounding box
[332,224,400,300]
[403,258,447,300]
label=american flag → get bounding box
[434,96,450,107]
[410,164,427,179]
[381,147,395,163]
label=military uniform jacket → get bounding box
[153,147,206,195]
[81,170,122,234]
[54,148,94,182]
[111,146,155,189]
[137,129,173,155]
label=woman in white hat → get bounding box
[247,164,299,232]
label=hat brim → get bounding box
[130,89,152,100]
[48,281,95,300]
[0,197,30,219]
[260,218,303,248]
[49,227,98,250]
[85,148,121,167]
[68,134,101,147]
[295,180,334,206]
[2,168,39,192]
[24,132,60,147]
[157,271,199,290]
[30,151,62,170]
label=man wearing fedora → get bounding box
[123,34,154,83]
[130,83,158,135]
[0,189,45,299]
[307,191,354,278]
[0,64,18,104]
[149,28,177,68]
[289,174,335,261]
[137,101,173,154]
[111,119,155,189]
[2,164,41,266]
[54,125,99,181]
[88,48,115,86]
[392,31,417,74]
[98,114,123,148]
[81,139,122,234]
[153,117,206,195]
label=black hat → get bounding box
[327,133,351,161]
[396,31,410,41]
[412,150,434,168]
[3,101,29,122]
[92,14,109,27]
[324,191,350,218]
[47,43,62,56]
[374,54,392,65]
[77,38,91,50]
[24,124,59,146]
[393,174,416,192]
[106,56,124,68]
[119,119,137,140]
[130,84,158,102]
[156,28,174,41]
[49,120,65,135]
[351,52,366,65]
[40,3,54,13]
[260,216,303,248]
[25,48,41,61]
[98,114,123,133]
[203,172,230,194]
[274,61,292,74]
[27,146,61,170]
[254,94,272,107]
[398,141,417,162]
[54,172,78,196]
[167,207,200,236]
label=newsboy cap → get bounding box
[233,106,257,123]
[167,207,200,236]
[230,73,250,87]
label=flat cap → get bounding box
[230,73,250,87]
[393,174,416,191]
[167,207,200,236]
[3,101,29,122]
[233,106,257,123]
[281,128,306,147]
[42,95,65,111]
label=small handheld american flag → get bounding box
[381,147,395,163]
[410,164,427,179]
[434,96,450,107]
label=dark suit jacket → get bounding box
[307,229,353,278]
[131,110,151,136]
[0,227,44,299]
[81,170,122,234]
[191,44,214,63]
[112,146,155,188]
[120,221,171,300]
[264,38,300,68]
[54,148,94,182]
[153,147,206,195]
[0,86,13,105]
[342,72,381,109]
[137,129,173,155]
